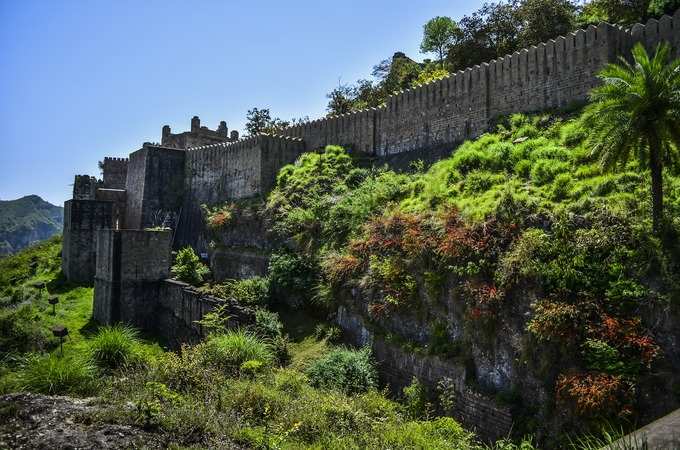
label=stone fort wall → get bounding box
[66,11,679,283]
[280,13,680,157]
[102,157,128,190]
[175,134,305,250]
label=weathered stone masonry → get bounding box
[58,11,679,441]
[281,13,680,157]
[63,14,680,285]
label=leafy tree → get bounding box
[171,247,210,285]
[411,64,450,87]
[326,53,422,115]
[420,16,461,67]
[648,0,680,16]
[582,43,680,234]
[245,108,293,136]
[516,0,576,47]
[447,0,577,69]
[378,53,423,93]
[578,0,650,25]
[326,83,356,115]
[446,1,520,69]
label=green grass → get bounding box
[0,237,163,394]
[203,330,274,374]
[13,352,97,396]
[89,325,142,371]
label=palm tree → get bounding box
[582,42,680,234]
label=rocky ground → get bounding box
[0,393,170,450]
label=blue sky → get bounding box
[0,0,484,205]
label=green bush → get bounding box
[16,353,97,396]
[560,120,587,147]
[314,323,342,343]
[253,308,283,340]
[156,343,218,393]
[463,171,505,194]
[369,417,474,449]
[450,146,501,175]
[171,247,210,286]
[551,173,573,200]
[530,144,571,162]
[203,330,273,375]
[0,304,51,355]
[268,251,318,306]
[203,276,270,306]
[514,159,532,178]
[530,159,570,185]
[582,339,627,374]
[89,325,141,371]
[403,377,429,419]
[306,347,377,394]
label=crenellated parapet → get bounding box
[73,175,101,200]
[161,115,239,149]
[278,10,680,157]
[102,157,128,190]
[67,9,679,287]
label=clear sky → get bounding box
[0,0,484,205]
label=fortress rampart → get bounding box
[280,13,680,156]
[161,116,239,149]
[176,134,306,250]
[62,10,680,283]
[57,10,680,441]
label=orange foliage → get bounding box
[590,315,660,367]
[556,371,634,418]
[323,254,362,285]
[351,211,437,258]
[462,280,505,321]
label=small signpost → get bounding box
[48,296,59,315]
[52,325,69,356]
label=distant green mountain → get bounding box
[0,195,63,257]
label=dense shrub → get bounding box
[556,371,635,418]
[202,202,236,230]
[171,247,210,286]
[156,343,219,393]
[203,330,273,375]
[89,325,141,371]
[306,347,377,394]
[202,276,270,306]
[402,377,429,419]
[369,417,474,449]
[268,251,318,306]
[0,304,51,355]
[252,308,283,340]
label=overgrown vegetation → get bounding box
[4,40,680,447]
[171,247,210,285]
[324,0,680,116]
[0,238,525,448]
[222,88,680,440]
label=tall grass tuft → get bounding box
[17,353,97,395]
[569,425,650,450]
[306,346,377,395]
[89,325,141,371]
[203,330,273,375]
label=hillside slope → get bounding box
[205,109,680,445]
[0,195,63,256]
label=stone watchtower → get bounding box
[160,116,239,149]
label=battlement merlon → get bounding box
[101,157,128,190]
[161,115,240,149]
